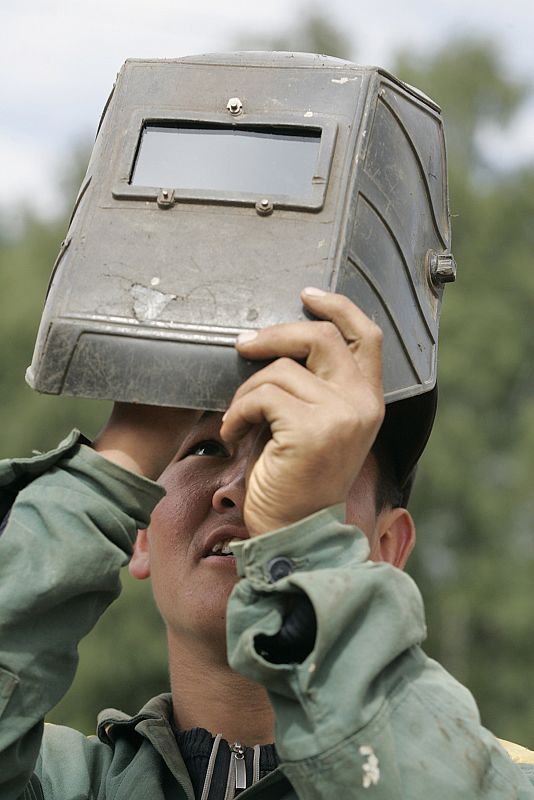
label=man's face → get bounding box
[131,411,403,652]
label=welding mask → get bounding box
[27,52,456,491]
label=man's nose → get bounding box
[211,423,268,514]
[211,463,247,514]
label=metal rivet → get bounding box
[255,198,273,216]
[268,556,295,582]
[157,188,175,209]
[226,97,243,115]
[427,250,457,286]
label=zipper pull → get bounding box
[231,742,247,790]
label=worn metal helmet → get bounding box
[27,52,455,490]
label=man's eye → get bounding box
[187,440,228,458]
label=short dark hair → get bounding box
[371,438,414,512]
[370,389,437,513]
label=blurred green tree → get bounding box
[394,42,534,745]
[232,8,354,60]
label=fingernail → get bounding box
[302,286,326,297]
[222,411,228,422]
[237,331,258,344]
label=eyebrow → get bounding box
[191,410,222,430]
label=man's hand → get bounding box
[221,288,385,536]
[93,403,201,480]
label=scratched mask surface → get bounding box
[28,52,454,410]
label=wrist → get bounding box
[93,404,201,480]
[93,431,170,480]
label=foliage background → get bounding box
[1,15,533,743]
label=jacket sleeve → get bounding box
[227,505,534,799]
[0,433,165,800]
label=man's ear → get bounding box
[374,507,416,569]
[129,528,151,580]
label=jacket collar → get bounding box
[97,692,174,743]
[96,693,287,799]
[98,694,196,800]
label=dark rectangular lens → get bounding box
[130,124,321,196]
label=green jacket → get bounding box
[0,432,533,799]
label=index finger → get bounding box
[236,289,384,389]
[300,287,384,387]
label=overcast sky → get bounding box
[1,0,533,222]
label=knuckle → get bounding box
[368,397,386,428]
[356,315,382,342]
[373,400,386,425]
[368,320,384,344]
[318,320,341,343]
[275,356,296,372]
[258,362,278,382]
[256,382,274,401]
[369,319,384,342]
[348,394,384,426]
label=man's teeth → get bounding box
[210,540,234,556]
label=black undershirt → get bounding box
[174,727,278,799]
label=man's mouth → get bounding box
[207,539,235,557]
[201,526,248,561]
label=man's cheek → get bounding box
[152,477,204,529]
[160,465,215,507]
